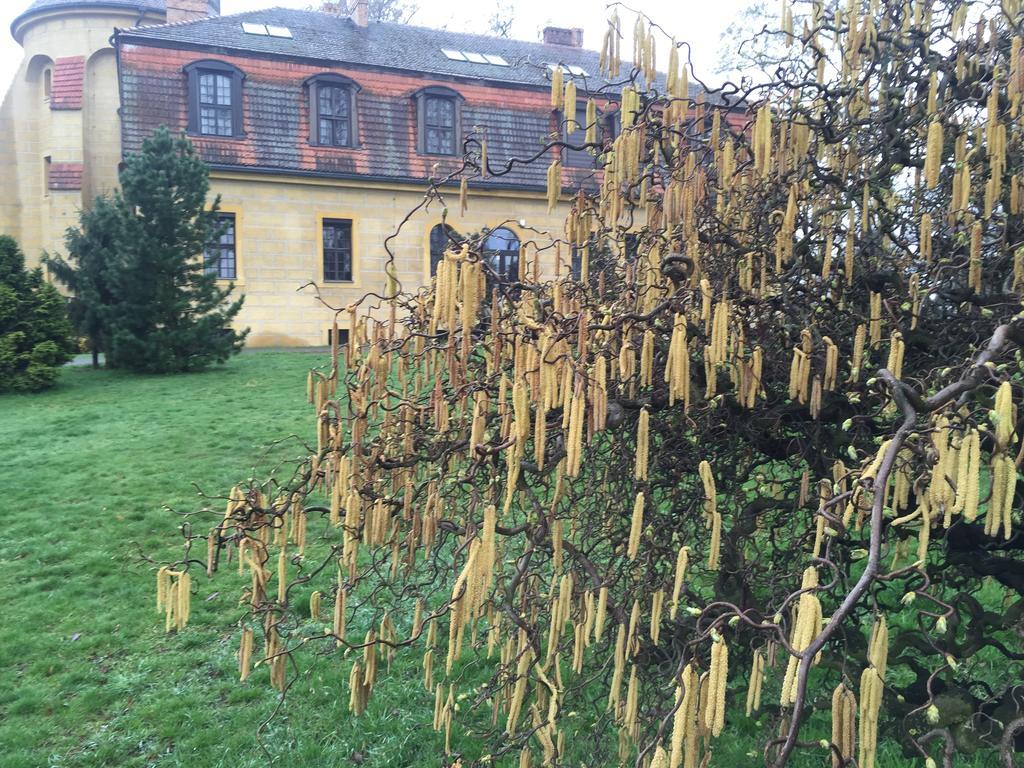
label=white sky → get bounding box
[0,0,750,93]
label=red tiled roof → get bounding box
[49,162,83,190]
[50,56,85,110]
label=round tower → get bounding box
[1,0,168,267]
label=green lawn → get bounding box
[0,352,1000,768]
[0,352,452,768]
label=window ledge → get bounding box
[188,132,247,141]
[310,144,365,151]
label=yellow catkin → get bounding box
[635,408,650,480]
[925,120,943,188]
[920,212,933,262]
[550,64,563,109]
[780,566,822,705]
[239,627,254,681]
[594,585,609,642]
[277,547,288,603]
[627,491,645,561]
[969,221,983,293]
[745,649,764,716]
[858,617,888,768]
[868,291,882,345]
[650,589,664,644]
[823,336,839,391]
[850,323,866,381]
[886,332,904,380]
[995,381,1015,450]
[704,636,728,737]
[708,508,722,570]
[669,546,690,620]
[669,663,698,768]
[546,159,562,212]
[585,98,597,145]
[831,683,856,768]
[333,584,347,644]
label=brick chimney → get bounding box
[166,0,220,24]
[350,0,370,27]
[542,26,584,48]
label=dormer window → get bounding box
[414,86,463,156]
[185,60,245,138]
[307,74,360,148]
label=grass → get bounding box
[0,352,450,768]
[0,352,1004,767]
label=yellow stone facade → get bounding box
[0,4,165,269]
[209,172,566,347]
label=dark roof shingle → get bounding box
[118,6,692,97]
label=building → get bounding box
[0,0,708,346]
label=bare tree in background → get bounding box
[487,0,514,37]
[367,0,418,23]
[716,1,786,77]
[316,1,419,23]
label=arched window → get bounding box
[429,223,462,276]
[306,73,360,147]
[483,227,520,282]
[184,60,245,138]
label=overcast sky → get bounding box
[0,0,752,93]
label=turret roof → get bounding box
[12,0,166,41]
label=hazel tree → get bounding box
[163,1,1024,766]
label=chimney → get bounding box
[166,0,220,24]
[350,0,370,27]
[542,26,584,48]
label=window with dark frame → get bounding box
[424,95,456,154]
[307,75,360,148]
[199,71,233,136]
[317,84,352,146]
[185,61,244,138]
[327,327,350,346]
[564,101,593,169]
[322,218,353,282]
[483,227,520,282]
[571,244,583,279]
[429,223,463,276]
[205,213,237,280]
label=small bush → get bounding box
[0,235,75,392]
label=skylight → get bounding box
[441,49,511,67]
[547,63,589,78]
[242,22,292,38]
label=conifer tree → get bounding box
[56,128,247,373]
[45,196,121,368]
[0,235,75,391]
[106,127,246,372]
